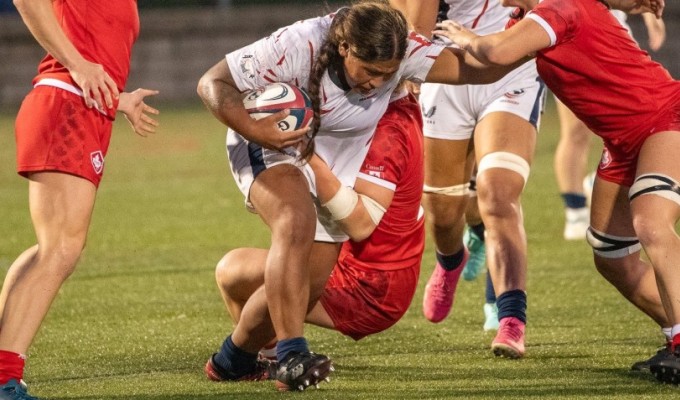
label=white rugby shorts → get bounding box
[226,129,349,243]
[419,62,546,140]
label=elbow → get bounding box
[347,223,376,242]
[13,0,27,13]
[196,73,211,103]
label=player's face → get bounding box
[342,50,401,95]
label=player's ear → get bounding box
[338,41,350,57]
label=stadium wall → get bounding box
[0,4,678,112]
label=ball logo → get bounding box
[90,150,104,175]
[243,83,314,131]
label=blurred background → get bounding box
[0,0,678,112]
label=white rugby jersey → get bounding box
[226,11,443,188]
[443,0,514,36]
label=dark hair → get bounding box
[301,1,409,160]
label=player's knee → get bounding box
[39,238,85,280]
[423,184,469,225]
[271,207,315,244]
[476,152,529,214]
[629,173,680,245]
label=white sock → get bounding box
[663,327,672,341]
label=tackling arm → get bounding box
[309,154,392,242]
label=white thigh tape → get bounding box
[629,173,680,206]
[477,152,530,187]
[586,227,641,259]
[423,182,470,196]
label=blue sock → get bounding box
[212,335,257,376]
[485,272,496,304]
[436,248,466,271]
[496,289,527,324]
[276,337,309,363]
[470,223,486,242]
[561,193,587,209]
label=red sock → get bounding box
[672,334,680,353]
[0,350,25,384]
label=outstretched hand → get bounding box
[118,88,160,137]
[433,20,477,51]
[609,0,664,17]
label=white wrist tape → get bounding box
[323,185,358,221]
[359,194,387,225]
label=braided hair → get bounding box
[301,1,409,160]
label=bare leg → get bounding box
[630,131,680,327]
[474,112,535,297]
[589,177,667,327]
[0,172,96,354]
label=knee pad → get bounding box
[629,173,680,206]
[585,227,642,259]
[423,182,470,196]
[477,152,530,187]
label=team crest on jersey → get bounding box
[239,55,257,79]
[91,151,104,175]
[599,148,612,170]
[421,105,436,118]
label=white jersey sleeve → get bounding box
[225,16,331,92]
[399,32,445,84]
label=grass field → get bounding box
[0,99,676,399]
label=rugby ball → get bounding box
[243,82,314,132]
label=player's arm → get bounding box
[608,0,664,18]
[389,0,439,38]
[642,12,665,51]
[309,154,393,242]
[431,17,549,69]
[423,44,533,86]
[14,0,119,109]
[197,59,308,151]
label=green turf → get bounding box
[0,100,675,399]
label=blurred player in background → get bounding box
[0,1,159,399]
[392,0,545,358]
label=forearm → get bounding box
[310,157,379,241]
[197,68,253,134]
[14,0,86,71]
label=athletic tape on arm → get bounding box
[323,185,359,221]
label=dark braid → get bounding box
[301,8,349,161]
[300,2,408,161]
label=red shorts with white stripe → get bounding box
[319,252,420,340]
[15,86,112,187]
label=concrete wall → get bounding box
[0,3,338,112]
[0,3,678,113]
